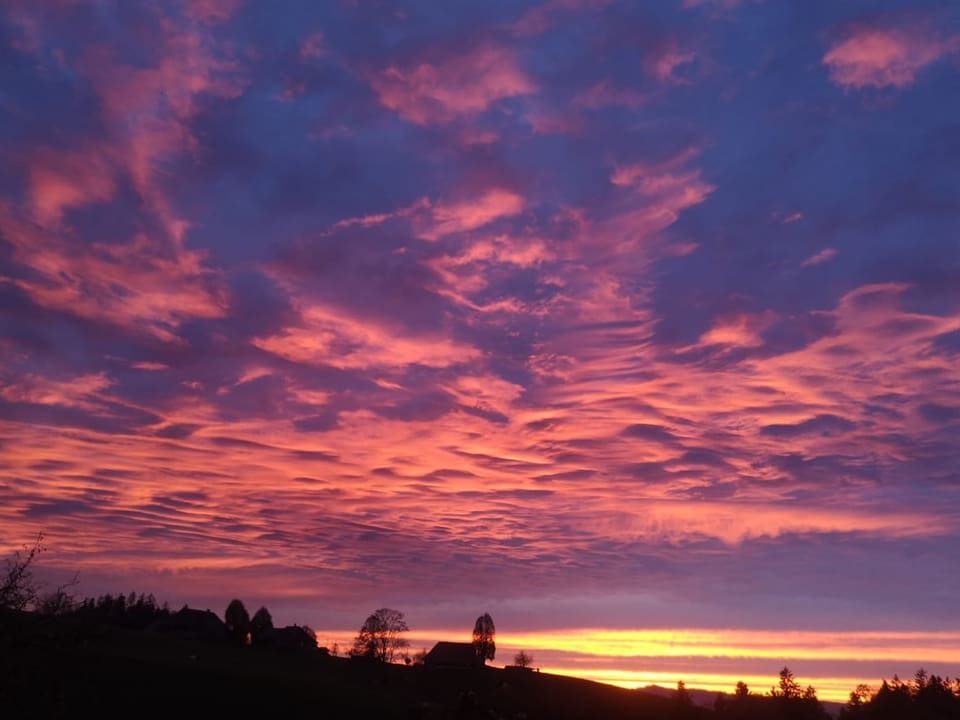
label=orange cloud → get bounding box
[698,312,777,348]
[823,26,960,89]
[371,44,535,125]
[253,302,480,370]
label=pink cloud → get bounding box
[698,311,777,349]
[607,149,715,228]
[650,48,696,84]
[370,44,535,125]
[823,26,960,89]
[426,235,554,307]
[324,197,430,234]
[0,204,226,340]
[0,4,243,341]
[801,248,837,268]
[28,147,116,225]
[419,188,526,240]
[253,302,480,370]
[86,30,243,192]
[321,189,525,243]
[0,373,111,409]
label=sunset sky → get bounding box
[2,0,960,701]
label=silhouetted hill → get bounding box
[2,609,951,719]
[1,609,678,719]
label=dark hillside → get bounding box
[1,610,678,720]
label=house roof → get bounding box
[424,641,480,667]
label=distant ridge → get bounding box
[640,684,844,717]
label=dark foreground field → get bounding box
[9,610,955,719]
[1,609,679,720]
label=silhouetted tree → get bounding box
[513,650,533,668]
[225,598,251,645]
[839,684,873,718]
[768,667,829,720]
[472,612,496,663]
[771,666,801,699]
[351,608,409,662]
[735,681,750,699]
[0,533,45,610]
[250,606,273,643]
[672,680,695,719]
[36,579,77,616]
[836,670,960,719]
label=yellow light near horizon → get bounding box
[540,667,865,702]
[491,628,960,663]
[312,625,960,704]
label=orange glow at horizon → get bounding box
[312,627,960,702]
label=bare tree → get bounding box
[37,574,79,616]
[0,533,45,611]
[351,607,409,662]
[514,650,533,668]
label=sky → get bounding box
[2,0,960,702]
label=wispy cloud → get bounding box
[824,25,960,89]
[370,44,535,125]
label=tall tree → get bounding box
[224,598,251,645]
[351,608,409,662]
[250,606,273,643]
[771,666,801,699]
[472,612,496,663]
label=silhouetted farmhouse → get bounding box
[424,641,482,669]
[264,624,318,652]
[152,606,227,642]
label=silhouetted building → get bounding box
[151,606,227,642]
[424,641,482,669]
[263,625,317,652]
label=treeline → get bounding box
[64,592,170,629]
[839,670,960,719]
[703,668,831,720]
[701,666,960,720]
